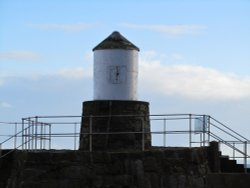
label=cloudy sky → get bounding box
[1,0,250,143]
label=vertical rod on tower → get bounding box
[142,118,145,151]
[89,115,93,152]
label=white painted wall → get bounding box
[94,49,138,100]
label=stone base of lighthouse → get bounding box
[79,100,151,151]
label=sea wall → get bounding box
[2,147,209,188]
[1,146,250,188]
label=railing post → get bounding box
[74,123,77,150]
[244,141,247,173]
[28,120,31,150]
[200,133,202,147]
[25,118,29,150]
[203,115,206,146]
[43,124,46,149]
[189,114,192,148]
[49,124,51,150]
[22,118,24,150]
[208,116,211,144]
[163,118,166,147]
[232,142,235,160]
[40,123,43,150]
[31,120,34,150]
[14,122,17,149]
[89,115,93,152]
[35,116,38,150]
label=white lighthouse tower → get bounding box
[80,31,151,151]
[93,31,139,100]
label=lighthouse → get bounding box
[79,31,151,151]
[93,31,139,100]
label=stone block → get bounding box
[143,157,159,172]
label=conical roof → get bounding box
[93,31,139,51]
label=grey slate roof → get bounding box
[93,31,140,51]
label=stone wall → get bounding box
[79,100,151,151]
[2,147,209,188]
[1,146,250,188]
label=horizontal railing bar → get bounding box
[21,113,207,120]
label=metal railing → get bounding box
[0,114,249,172]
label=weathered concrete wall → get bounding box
[2,147,210,188]
[79,100,151,151]
[1,147,250,188]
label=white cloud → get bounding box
[0,67,92,82]
[57,67,92,79]
[171,53,184,61]
[0,51,41,60]
[0,102,12,108]
[140,52,250,100]
[0,74,7,86]
[121,23,207,37]
[30,22,95,32]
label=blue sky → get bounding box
[1,0,250,141]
